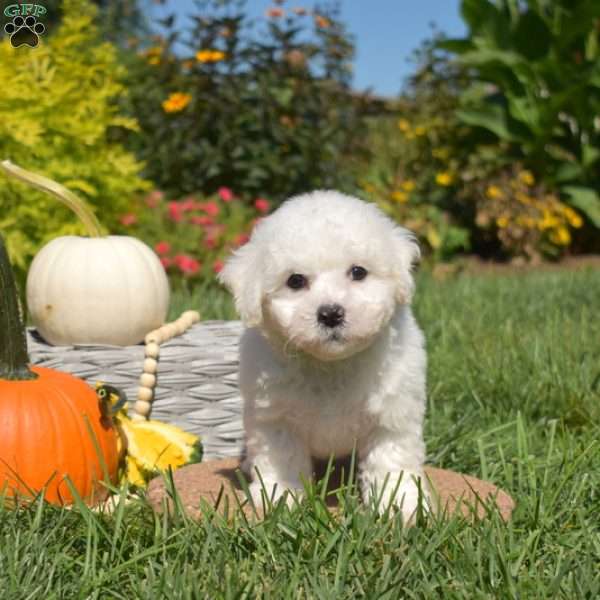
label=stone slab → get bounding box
[147,457,515,522]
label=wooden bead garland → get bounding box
[132,310,201,420]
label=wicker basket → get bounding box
[27,321,245,460]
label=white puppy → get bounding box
[218,190,429,521]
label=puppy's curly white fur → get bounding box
[219,190,429,521]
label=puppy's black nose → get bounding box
[317,303,345,328]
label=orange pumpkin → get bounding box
[0,231,120,506]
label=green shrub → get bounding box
[0,0,149,277]
[355,41,472,261]
[440,0,600,235]
[358,29,594,262]
[116,0,367,202]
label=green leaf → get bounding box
[436,38,473,54]
[563,186,600,228]
[582,144,600,168]
[512,10,552,60]
[460,0,510,48]
[456,103,528,142]
[554,162,583,183]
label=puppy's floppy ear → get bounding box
[391,226,420,304]
[217,240,264,327]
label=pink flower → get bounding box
[174,254,201,275]
[213,259,224,273]
[190,215,214,226]
[168,201,184,222]
[205,224,226,238]
[254,198,270,213]
[160,257,172,269]
[145,190,164,208]
[200,201,220,217]
[180,197,196,211]
[120,213,138,226]
[202,224,224,250]
[234,232,250,246]
[155,241,171,255]
[218,187,234,202]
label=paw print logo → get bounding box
[4,15,45,48]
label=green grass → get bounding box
[3,268,600,598]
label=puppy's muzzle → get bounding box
[317,303,345,328]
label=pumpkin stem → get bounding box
[0,233,37,380]
[0,160,103,238]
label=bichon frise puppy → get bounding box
[219,190,429,521]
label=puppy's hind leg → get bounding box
[243,421,311,509]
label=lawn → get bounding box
[2,268,599,598]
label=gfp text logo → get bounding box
[4,4,47,48]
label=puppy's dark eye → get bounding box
[287,273,308,290]
[349,265,368,281]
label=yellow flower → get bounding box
[538,212,560,230]
[564,207,583,228]
[485,185,503,199]
[196,49,226,63]
[518,170,535,186]
[515,192,532,205]
[397,118,410,133]
[549,226,571,246]
[435,172,454,186]
[360,181,375,193]
[401,180,416,192]
[162,92,192,113]
[426,227,441,249]
[496,215,509,228]
[414,125,427,136]
[522,216,536,228]
[144,46,162,65]
[391,190,408,203]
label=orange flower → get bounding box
[195,49,226,63]
[314,14,331,28]
[162,92,192,113]
[266,7,284,17]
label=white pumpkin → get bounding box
[27,235,170,346]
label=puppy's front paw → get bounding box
[363,471,430,524]
[248,480,304,509]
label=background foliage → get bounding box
[438,0,600,257]
[1,0,599,292]
[357,0,600,263]
[117,0,369,200]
